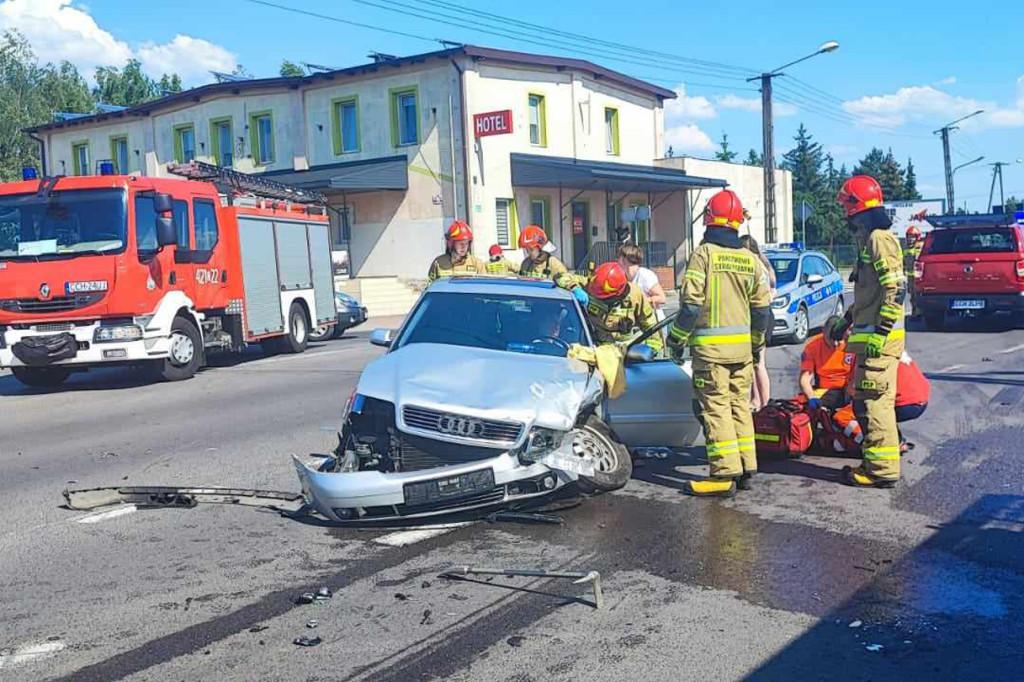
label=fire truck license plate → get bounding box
[951,299,985,310]
[403,469,495,506]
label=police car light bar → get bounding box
[765,242,804,251]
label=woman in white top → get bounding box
[617,244,667,321]
[741,235,777,410]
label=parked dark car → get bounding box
[310,291,368,341]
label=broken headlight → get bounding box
[519,427,566,464]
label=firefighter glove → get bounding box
[572,286,589,306]
[864,332,886,359]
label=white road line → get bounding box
[937,364,965,373]
[75,505,137,524]
[1000,342,1024,355]
[373,522,473,547]
[0,640,65,669]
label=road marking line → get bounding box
[1000,342,1024,354]
[75,505,137,524]
[0,640,65,669]
[938,364,964,372]
[373,522,473,547]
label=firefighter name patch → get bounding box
[711,253,756,276]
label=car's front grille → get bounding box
[0,292,104,314]
[394,486,506,516]
[402,405,524,444]
[396,433,503,472]
[34,322,75,333]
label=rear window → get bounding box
[926,228,1018,255]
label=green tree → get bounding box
[780,123,849,247]
[903,157,921,200]
[157,73,182,94]
[854,147,920,201]
[279,60,304,77]
[231,64,254,79]
[94,59,157,106]
[714,133,737,163]
[1001,195,1022,219]
[744,148,762,167]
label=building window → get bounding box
[496,198,515,247]
[72,142,90,176]
[210,118,233,167]
[249,112,275,165]
[390,87,419,147]
[529,197,550,231]
[605,108,620,155]
[110,136,128,173]
[193,199,219,251]
[333,205,353,248]
[332,96,360,155]
[528,93,546,147]
[173,124,196,163]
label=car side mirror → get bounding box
[370,328,394,348]
[805,273,824,285]
[153,192,174,214]
[625,344,655,364]
[156,215,176,247]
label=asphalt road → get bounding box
[2,315,1023,681]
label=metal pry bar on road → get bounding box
[454,566,604,609]
[63,486,306,513]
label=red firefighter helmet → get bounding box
[906,225,921,242]
[703,190,745,229]
[588,262,628,300]
[488,244,503,257]
[518,225,548,249]
[446,220,473,244]
[837,175,884,218]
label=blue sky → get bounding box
[5,0,1024,211]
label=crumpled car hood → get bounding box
[357,343,602,432]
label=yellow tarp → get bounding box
[569,343,627,400]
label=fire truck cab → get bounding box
[0,163,336,387]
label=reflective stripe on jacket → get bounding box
[427,253,487,281]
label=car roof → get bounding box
[426,276,574,300]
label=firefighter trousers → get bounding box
[852,354,900,481]
[691,357,756,479]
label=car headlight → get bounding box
[771,294,790,310]
[520,427,566,463]
[93,324,142,343]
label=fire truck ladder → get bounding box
[167,160,326,205]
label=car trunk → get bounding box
[919,227,1023,295]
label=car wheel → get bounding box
[309,321,334,343]
[924,312,944,331]
[279,303,310,354]
[833,295,844,317]
[791,305,809,344]
[156,317,202,382]
[575,416,632,494]
[11,366,71,388]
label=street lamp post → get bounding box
[748,41,839,244]
[934,110,984,214]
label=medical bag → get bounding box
[753,400,813,458]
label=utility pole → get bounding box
[934,110,984,215]
[748,41,838,244]
[988,162,1007,212]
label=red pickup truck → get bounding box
[915,221,1024,330]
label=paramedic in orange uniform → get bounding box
[797,314,855,410]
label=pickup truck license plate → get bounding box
[951,299,985,310]
[403,469,495,506]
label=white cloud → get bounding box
[842,85,987,127]
[664,84,716,121]
[664,124,714,153]
[0,0,237,86]
[985,74,1024,127]
[715,93,797,116]
[935,76,956,86]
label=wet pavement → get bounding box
[1,318,1023,681]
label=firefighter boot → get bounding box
[685,478,738,497]
[841,465,897,489]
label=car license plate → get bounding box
[951,299,985,310]
[403,468,495,506]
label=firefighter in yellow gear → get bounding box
[829,175,906,488]
[427,220,487,281]
[518,225,569,279]
[556,262,663,354]
[485,244,516,275]
[903,225,923,316]
[666,189,772,497]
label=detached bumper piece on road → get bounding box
[64,486,307,513]
[11,332,78,366]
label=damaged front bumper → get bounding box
[293,452,576,523]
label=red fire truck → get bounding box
[0,162,337,387]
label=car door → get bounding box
[603,322,702,448]
[802,256,828,327]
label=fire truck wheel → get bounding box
[11,367,71,388]
[281,303,310,354]
[157,317,202,381]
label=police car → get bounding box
[765,243,845,344]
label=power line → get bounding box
[244,0,440,44]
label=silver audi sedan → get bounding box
[294,277,700,522]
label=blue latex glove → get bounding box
[808,397,822,410]
[865,333,886,359]
[572,286,589,306]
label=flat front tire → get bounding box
[575,416,633,494]
[156,317,202,382]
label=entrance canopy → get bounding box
[265,155,409,193]
[511,153,727,194]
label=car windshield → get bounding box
[769,256,799,285]
[394,291,587,357]
[926,228,1017,255]
[0,189,127,259]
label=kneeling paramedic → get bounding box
[427,221,487,281]
[797,316,862,446]
[667,190,771,497]
[830,175,907,488]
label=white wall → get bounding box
[46,119,149,176]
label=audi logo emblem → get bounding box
[437,415,486,437]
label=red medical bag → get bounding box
[753,400,813,458]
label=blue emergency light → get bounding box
[98,160,115,176]
[1016,211,1024,226]
[22,166,38,180]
